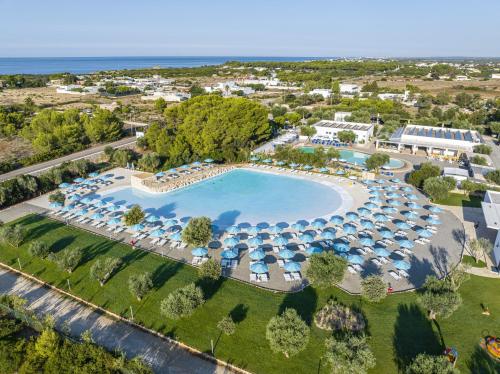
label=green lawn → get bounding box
[1,215,499,373]
[435,193,482,208]
[462,255,487,268]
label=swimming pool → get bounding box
[300,147,404,169]
[94,169,351,228]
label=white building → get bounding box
[312,120,374,143]
[339,83,360,96]
[204,81,255,96]
[309,88,332,98]
[377,91,409,102]
[481,191,500,268]
[376,125,484,157]
[443,167,469,183]
[491,73,500,79]
[141,91,190,102]
[56,85,99,95]
[454,75,470,81]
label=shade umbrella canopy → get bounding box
[150,228,166,237]
[416,228,433,238]
[299,233,314,243]
[49,202,63,208]
[321,230,336,240]
[360,219,375,229]
[291,223,306,231]
[224,237,240,246]
[155,172,166,178]
[406,194,419,200]
[250,155,260,161]
[180,164,190,169]
[346,212,360,222]
[373,213,389,222]
[191,247,208,257]
[80,197,93,204]
[379,229,395,239]
[289,163,299,168]
[278,248,295,259]
[384,185,396,192]
[284,261,302,272]
[369,196,382,203]
[268,225,283,234]
[262,158,273,163]
[393,260,411,270]
[359,237,375,246]
[94,200,107,208]
[343,224,357,234]
[146,215,160,223]
[58,182,71,189]
[248,236,263,247]
[407,202,422,209]
[369,190,380,196]
[387,199,402,206]
[221,248,238,259]
[91,212,105,220]
[62,204,76,212]
[330,215,344,225]
[374,246,390,257]
[368,185,381,191]
[164,219,178,227]
[425,216,442,225]
[312,220,326,229]
[168,168,177,173]
[273,236,289,246]
[364,202,377,210]
[107,218,121,225]
[386,192,401,199]
[204,158,214,163]
[131,223,145,231]
[226,225,240,234]
[248,249,265,260]
[303,165,313,170]
[376,179,386,184]
[390,178,402,183]
[401,186,413,192]
[357,207,371,217]
[68,194,81,201]
[74,177,85,183]
[276,161,286,166]
[250,262,269,274]
[306,245,323,255]
[402,210,419,219]
[347,254,364,265]
[363,179,375,185]
[75,209,88,216]
[170,232,182,241]
[319,167,329,173]
[398,239,415,249]
[333,242,350,252]
[382,206,398,214]
[336,169,346,175]
[192,161,202,166]
[428,205,442,213]
[107,204,121,212]
[395,221,411,230]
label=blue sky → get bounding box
[1,0,499,57]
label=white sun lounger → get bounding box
[379,256,389,264]
[389,270,401,280]
[371,258,382,267]
[348,265,357,274]
[91,220,101,227]
[353,264,363,272]
[250,273,258,282]
[150,237,160,245]
[277,259,285,268]
[96,222,106,228]
[399,269,410,278]
[106,225,116,232]
[157,239,167,246]
[364,246,374,253]
[291,272,301,281]
[283,273,293,282]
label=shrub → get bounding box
[470,155,487,166]
[473,144,492,155]
[314,300,366,332]
[90,257,122,286]
[406,353,459,374]
[361,276,387,302]
[182,217,212,247]
[160,283,204,319]
[407,162,441,188]
[423,176,456,201]
[0,225,26,248]
[485,169,500,185]
[123,205,145,226]
[48,191,65,205]
[217,316,236,336]
[418,276,462,320]
[48,247,83,273]
[266,308,309,358]
[137,152,161,172]
[365,153,390,171]
[306,252,347,287]
[28,241,50,258]
[128,272,153,301]
[324,334,376,374]
[198,258,222,280]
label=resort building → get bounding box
[141,91,191,102]
[309,88,332,98]
[376,125,484,157]
[339,83,360,97]
[312,120,374,143]
[481,191,500,268]
[204,81,255,96]
[443,167,469,183]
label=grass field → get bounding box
[1,215,499,373]
[462,255,487,268]
[435,193,482,208]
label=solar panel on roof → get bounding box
[435,129,442,138]
[464,132,473,141]
[418,128,425,136]
[455,131,462,140]
[445,131,452,139]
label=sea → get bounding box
[0,56,330,75]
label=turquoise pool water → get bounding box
[95,169,345,227]
[300,147,404,169]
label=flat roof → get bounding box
[482,191,500,230]
[443,167,469,177]
[401,125,480,142]
[313,120,373,132]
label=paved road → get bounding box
[0,137,137,182]
[0,268,226,374]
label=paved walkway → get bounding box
[0,268,227,374]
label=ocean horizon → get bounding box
[0,56,330,75]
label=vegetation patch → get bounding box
[314,299,366,332]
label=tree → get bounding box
[326,147,340,160]
[84,109,123,143]
[337,130,356,143]
[48,247,83,273]
[300,125,316,138]
[128,272,153,301]
[365,153,390,171]
[406,353,459,374]
[217,316,236,336]
[34,328,59,359]
[48,191,66,205]
[489,121,500,139]
[90,257,122,286]
[154,98,167,113]
[123,205,145,226]
[485,169,500,185]
[418,276,462,320]
[137,152,161,172]
[266,308,309,358]
[470,155,487,166]
[407,162,441,189]
[189,84,205,97]
[28,241,50,258]
[324,334,376,374]
[306,252,347,287]
[198,258,222,280]
[182,217,212,247]
[0,224,26,248]
[468,238,493,264]
[460,180,487,196]
[160,283,204,319]
[423,177,456,201]
[361,276,387,302]
[473,144,492,155]
[111,149,134,167]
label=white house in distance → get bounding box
[491,73,500,79]
[204,81,255,96]
[481,190,500,269]
[141,91,191,102]
[376,124,484,157]
[56,85,99,95]
[312,120,374,143]
[339,83,360,97]
[309,88,332,98]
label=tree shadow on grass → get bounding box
[196,276,226,301]
[229,303,249,323]
[50,236,76,254]
[80,241,116,265]
[278,286,318,325]
[393,303,443,371]
[151,262,184,289]
[23,220,63,242]
[466,343,500,374]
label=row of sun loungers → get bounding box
[283,272,302,281]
